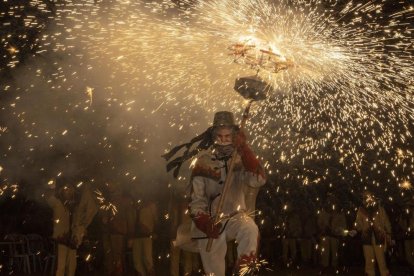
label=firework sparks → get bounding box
[400,180,412,190]
[94,189,118,216]
[228,38,294,74]
[0,0,413,203]
[80,0,413,192]
[86,86,94,106]
[85,254,91,262]
[239,257,270,276]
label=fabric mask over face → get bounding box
[214,144,235,159]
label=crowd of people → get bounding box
[44,179,162,276]
[2,111,414,276]
[2,178,414,275]
[257,190,414,276]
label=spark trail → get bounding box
[0,0,413,197]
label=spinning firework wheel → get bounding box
[228,42,294,74]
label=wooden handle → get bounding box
[206,100,253,252]
[206,236,214,252]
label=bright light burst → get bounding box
[239,257,270,276]
[0,0,413,201]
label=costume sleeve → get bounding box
[126,201,136,238]
[72,187,99,246]
[74,187,98,228]
[333,214,347,236]
[46,194,60,210]
[189,176,208,216]
[340,213,348,229]
[244,171,266,188]
[238,144,266,180]
[397,215,405,231]
[153,203,159,224]
[355,208,363,232]
[317,213,324,232]
[381,207,392,234]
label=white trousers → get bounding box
[363,244,389,276]
[404,239,414,266]
[56,244,76,276]
[197,213,259,276]
[282,238,298,264]
[300,238,315,263]
[319,236,339,268]
[132,237,154,275]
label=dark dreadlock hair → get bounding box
[162,127,214,178]
[162,125,239,178]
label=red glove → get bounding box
[193,213,222,239]
[233,129,247,150]
[233,131,265,178]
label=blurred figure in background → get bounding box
[317,195,347,272]
[281,205,302,268]
[354,191,392,276]
[130,195,158,276]
[45,177,98,276]
[104,182,134,276]
[329,202,348,271]
[300,207,317,267]
[170,194,201,276]
[397,197,414,271]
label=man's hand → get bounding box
[193,213,222,239]
[348,230,358,237]
[233,130,265,178]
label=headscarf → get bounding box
[162,125,239,177]
[162,127,215,178]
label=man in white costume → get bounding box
[188,111,266,275]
